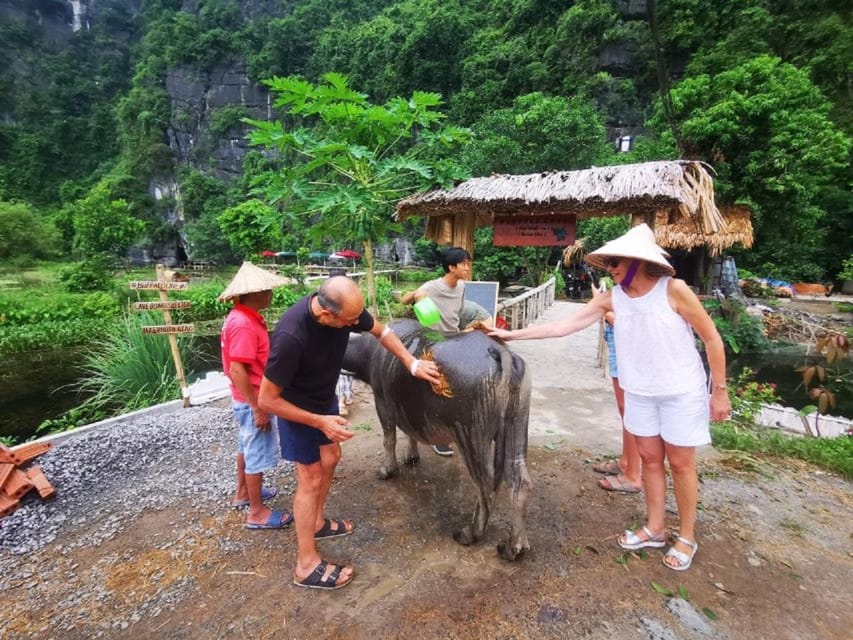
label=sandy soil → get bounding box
[3,302,851,639]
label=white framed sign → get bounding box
[464,281,499,318]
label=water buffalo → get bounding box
[342,319,532,560]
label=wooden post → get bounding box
[130,266,194,408]
[155,265,191,407]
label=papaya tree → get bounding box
[244,72,470,313]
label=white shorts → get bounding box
[623,384,711,447]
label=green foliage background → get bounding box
[0,0,850,281]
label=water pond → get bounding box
[3,341,849,444]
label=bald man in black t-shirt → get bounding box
[259,276,440,591]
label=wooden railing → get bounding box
[498,277,556,330]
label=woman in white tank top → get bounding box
[490,224,731,572]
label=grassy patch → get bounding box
[711,421,853,479]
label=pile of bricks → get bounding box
[0,442,55,519]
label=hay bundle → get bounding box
[561,239,587,267]
[420,349,453,398]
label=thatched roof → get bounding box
[655,204,754,256]
[397,160,725,235]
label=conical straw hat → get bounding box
[585,223,675,276]
[218,261,290,301]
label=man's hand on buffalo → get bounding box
[411,358,441,385]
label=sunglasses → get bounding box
[603,257,622,268]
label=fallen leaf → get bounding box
[703,607,718,620]
[651,581,673,596]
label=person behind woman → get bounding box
[591,282,642,493]
[490,224,731,571]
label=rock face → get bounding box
[165,64,271,181]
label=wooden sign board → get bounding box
[133,301,192,311]
[141,324,195,335]
[493,215,576,247]
[129,281,189,291]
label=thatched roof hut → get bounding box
[655,204,754,257]
[396,160,725,249]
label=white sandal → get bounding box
[663,536,698,571]
[618,526,667,550]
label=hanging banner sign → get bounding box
[133,301,192,311]
[129,281,189,291]
[493,215,576,247]
[141,324,195,335]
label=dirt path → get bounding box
[3,302,851,639]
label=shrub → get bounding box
[0,290,119,325]
[58,257,113,293]
[0,201,59,260]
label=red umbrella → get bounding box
[260,250,277,257]
[332,249,362,260]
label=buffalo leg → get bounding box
[497,455,532,560]
[403,435,420,466]
[453,440,495,546]
[375,402,400,480]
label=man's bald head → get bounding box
[317,276,364,318]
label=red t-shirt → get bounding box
[221,303,269,403]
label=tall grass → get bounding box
[35,312,197,438]
[77,312,196,414]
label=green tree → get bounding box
[66,181,145,258]
[217,199,284,260]
[245,73,471,313]
[650,56,851,280]
[0,201,59,261]
[462,92,610,176]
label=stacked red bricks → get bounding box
[0,442,55,519]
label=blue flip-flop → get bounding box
[231,486,278,508]
[245,510,293,530]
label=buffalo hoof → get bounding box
[496,538,530,561]
[377,466,399,480]
[453,526,479,546]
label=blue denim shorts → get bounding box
[278,399,337,465]
[604,323,618,378]
[233,401,280,475]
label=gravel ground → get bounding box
[0,404,294,556]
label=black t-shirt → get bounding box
[265,293,374,413]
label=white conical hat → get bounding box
[585,223,675,276]
[218,262,290,301]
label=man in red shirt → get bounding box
[220,262,293,529]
